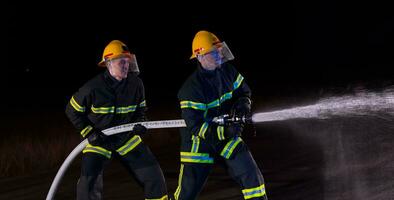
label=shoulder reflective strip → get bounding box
[180,74,244,112]
[91,106,115,114]
[180,152,214,164]
[242,184,266,199]
[139,100,146,107]
[80,125,93,138]
[217,126,225,141]
[220,137,243,159]
[83,144,112,159]
[145,195,169,200]
[198,122,209,139]
[233,74,244,90]
[191,136,200,153]
[180,101,207,110]
[116,105,137,114]
[174,164,184,200]
[116,135,142,156]
[180,73,244,114]
[70,96,85,112]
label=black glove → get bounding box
[232,97,252,117]
[224,123,244,139]
[87,129,108,146]
[132,124,147,135]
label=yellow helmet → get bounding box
[98,40,132,67]
[190,30,221,59]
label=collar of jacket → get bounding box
[104,70,125,89]
[197,63,223,77]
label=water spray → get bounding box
[252,88,394,123]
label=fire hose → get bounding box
[46,115,247,199]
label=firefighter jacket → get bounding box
[65,70,146,148]
[177,62,251,145]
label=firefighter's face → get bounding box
[107,56,130,80]
[197,49,222,71]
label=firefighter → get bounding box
[174,31,268,200]
[65,40,168,200]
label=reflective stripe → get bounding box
[91,106,115,114]
[83,144,112,159]
[116,135,142,156]
[220,136,243,159]
[180,101,207,110]
[191,135,200,153]
[91,105,139,114]
[198,122,209,139]
[180,152,214,164]
[180,73,244,111]
[174,164,184,200]
[70,96,85,112]
[217,126,225,140]
[116,105,137,113]
[139,100,146,107]
[233,74,244,90]
[145,195,168,200]
[242,184,266,199]
[80,125,93,138]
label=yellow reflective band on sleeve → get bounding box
[139,100,146,107]
[233,74,244,90]
[116,135,142,156]
[217,126,225,141]
[180,101,207,110]
[198,122,209,139]
[174,164,184,200]
[220,137,243,159]
[191,135,200,153]
[116,105,137,113]
[70,96,86,112]
[91,105,115,114]
[80,125,93,138]
[83,144,112,159]
[145,194,168,200]
[242,184,266,199]
[180,152,214,164]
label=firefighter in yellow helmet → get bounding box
[66,40,169,200]
[174,31,268,199]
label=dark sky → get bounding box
[5,1,394,113]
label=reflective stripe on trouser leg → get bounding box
[225,148,267,199]
[145,195,169,200]
[116,135,142,156]
[174,163,212,200]
[242,184,266,199]
[83,144,112,159]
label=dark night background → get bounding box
[3,1,394,200]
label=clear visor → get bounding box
[106,54,140,73]
[216,41,234,63]
[129,54,139,73]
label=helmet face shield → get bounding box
[128,54,139,73]
[197,41,235,70]
[217,41,234,63]
[106,54,139,74]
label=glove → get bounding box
[132,124,147,135]
[232,97,252,117]
[87,129,108,146]
[224,123,244,139]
